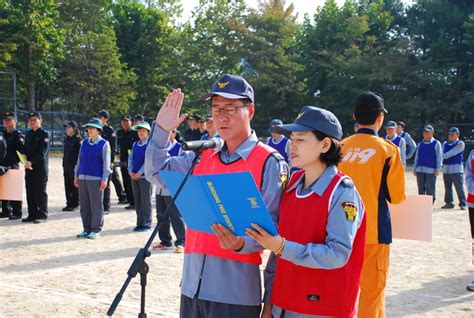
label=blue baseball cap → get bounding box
[268,119,283,133]
[448,127,459,134]
[423,124,434,132]
[273,106,343,140]
[201,74,254,103]
[385,120,397,129]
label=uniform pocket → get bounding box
[376,254,389,289]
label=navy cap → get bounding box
[448,127,459,134]
[273,106,343,140]
[205,114,213,121]
[423,124,434,132]
[201,74,254,103]
[83,118,103,130]
[3,111,16,120]
[63,120,78,129]
[28,111,42,119]
[190,114,201,121]
[354,91,388,114]
[385,120,397,129]
[134,114,144,122]
[269,119,284,133]
[121,114,132,121]
[98,109,110,118]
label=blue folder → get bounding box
[159,170,278,236]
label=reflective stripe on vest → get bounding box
[271,170,366,317]
[185,142,276,264]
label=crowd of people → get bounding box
[0,73,473,316]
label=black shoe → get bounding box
[0,212,10,218]
[118,200,128,205]
[62,206,78,212]
[33,218,47,224]
[22,217,35,223]
[441,203,455,209]
[125,205,135,210]
[460,206,466,210]
[8,215,21,220]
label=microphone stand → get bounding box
[107,151,203,317]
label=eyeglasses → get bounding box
[210,104,249,117]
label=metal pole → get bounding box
[13,73,17,115]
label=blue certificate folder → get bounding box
[159,170,277,236]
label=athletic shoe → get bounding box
[104,210,110,215]
[62,206,77,212]
[467,281,474,292]
[33,218,47,224]
[441,203,455,209]
[76,231,89,238]
[118,199,128,205]
[8,215,21,220]
[135,226,152,232]
[175,246,184,254]
[22,217,35,223]
[125,205,135,210]
[87,232,100,239]
[152,243,173,251]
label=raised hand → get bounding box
[155,88,188,131]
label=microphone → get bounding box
[181,137,222,151]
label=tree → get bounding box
[1,0,64,110]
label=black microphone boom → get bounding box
[181,137,221,151]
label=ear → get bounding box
[248,103,255,120]
[321,137,332,154]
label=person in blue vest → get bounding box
[441,127,466,210]
[200,115,220,140]
[74,118,112,239]
[384,120,406,166]
[152,128,186,252]
[414,124,442,202]
[267,119,290,164]
[396,121,416,160]
[128,121,153,232]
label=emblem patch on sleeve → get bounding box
[341,201,358,221]
[280,171,288,190]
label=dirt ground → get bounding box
[0,155,473,317]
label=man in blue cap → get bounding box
[441,127,466,210]
[145,74,288,318]
[266,119,291,164]
[384,120,406,166]
[414,124,442,202]
[396,121,417,160]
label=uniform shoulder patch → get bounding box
[270,151,285,162]
[279,170,288,190]
[341,177,354,188]
[341,201,358,221]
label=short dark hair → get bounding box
[354,110,383,125]
[312,130,342,167]
[396,121,405,128]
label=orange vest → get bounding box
[184,141,276,264]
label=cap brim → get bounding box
[84,124,102,130]
[200,92,249,101]
[131,124,150,131]
[382,108,388,114]
[273,123,314,135]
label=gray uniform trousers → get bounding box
[79,179,104,233]
[131,177,152,227]
[443,173,466,207]
[180,294,261,318]
[416,172,437,202]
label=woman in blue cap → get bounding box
[246,106,366,318]
[74,118,112,239]
[128,121,153,232]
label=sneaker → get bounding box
[135,226,151,232]
[76,231,89,238]
[441,203,455,209]
[125,205,135,210]
[175,246,184,254]
[467,281,474,292]
[87,232,100,239]
[152,243,173,251]
[33,218,47,224]
[8,215,21,220]
[104,210,110,215]
[62,206,77,212]
[118,199,128,205]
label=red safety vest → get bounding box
[184,141,275,264]
[468,158,474,204]
[272,170,366,317]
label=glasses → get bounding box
[210,104,249,117]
